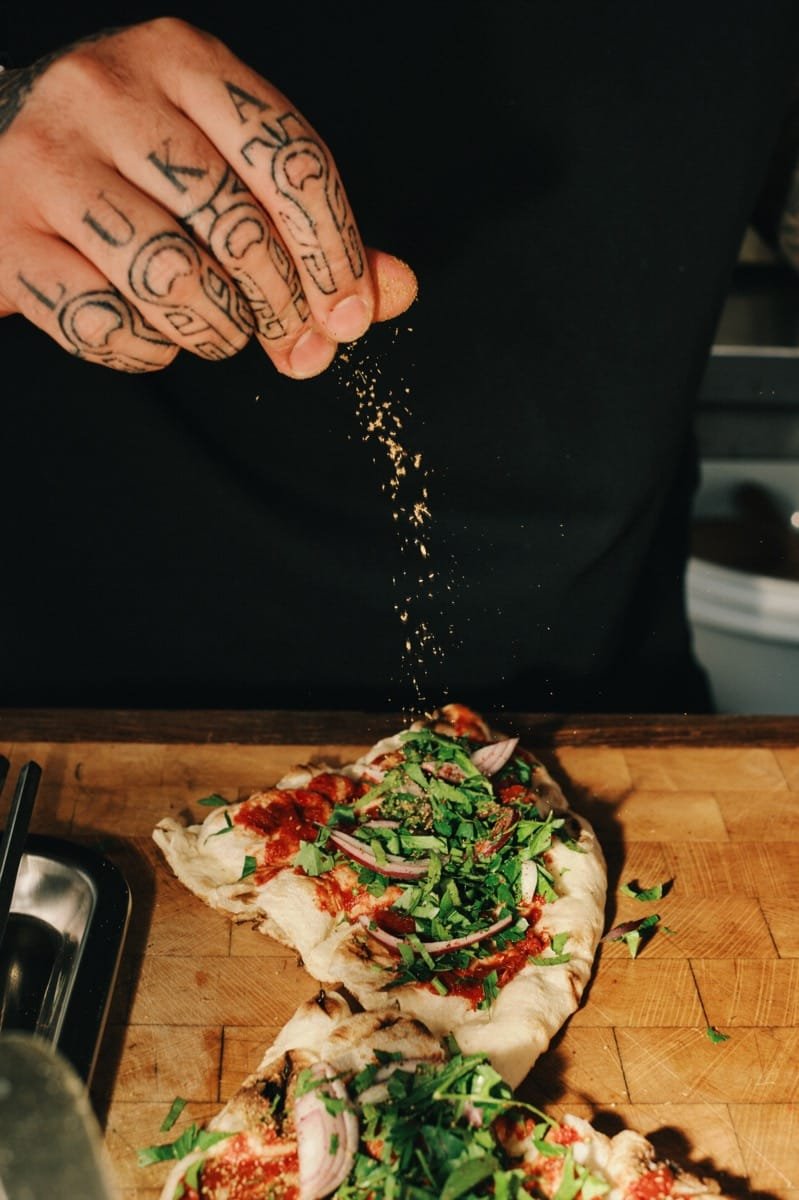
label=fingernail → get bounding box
[326,295,371,342]
[289,329,337,378]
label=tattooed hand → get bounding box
[0,19,417,374]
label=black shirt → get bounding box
[3,3,799,711]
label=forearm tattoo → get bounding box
[0,29,123,135]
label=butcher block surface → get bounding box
[1,709,798,1200]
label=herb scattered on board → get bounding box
[137,1123,232,1168]
[198,793,229,807]
[159,1096,187,1133]
[620,878,672,902]
[706,1026,731,1044]
[602,914,660,959]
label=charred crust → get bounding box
[257,1052,295,1136]
[375,1013,402,1030]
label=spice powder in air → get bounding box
[337,329,459,713]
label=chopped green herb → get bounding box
[197,793,229,807]
[550,930,570,955]
[208,810,234,837]
[531,952,572,967]
[479,970,499,1009]
[706,1026,730,1044]
[137,1124,232,1168]
[239,854,257,880]
[440,1154,500,1200]
[292,840,335,876]
[603,914,660,959]
[620,878,671,901]
[159,1096,187,1133]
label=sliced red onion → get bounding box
[601,917,650,942]
[463,1100,484,1128]
[358,913,513,956]
[470,737,519,776]
[362,819,400,829]
[328,829,430,880]
[296,1062,358,1200]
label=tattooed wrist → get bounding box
[0,27,126,136]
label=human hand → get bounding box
[0,19,417,375]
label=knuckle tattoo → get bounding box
[128,231,254,359]
[17,271,174,372]
[225,82,365,297]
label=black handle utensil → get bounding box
[0,760,42,953]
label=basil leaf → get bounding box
[197,793,229,807]
[706,1026,730,1044]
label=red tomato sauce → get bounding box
[433,918,546,1008]
[547,1123,581,1147]
[235,774,364,884]
[181,1135,299,1200]
[627,1165,676,1198]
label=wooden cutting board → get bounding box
[1,712,798,1200]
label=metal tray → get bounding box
[0,833,131,1082]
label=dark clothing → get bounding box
[3,3,799,711]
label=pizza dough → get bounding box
[156,992,728,1200]
[153,705,607,1086]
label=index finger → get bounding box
[157,21,375,345]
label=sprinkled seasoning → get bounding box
[336,329,460,713]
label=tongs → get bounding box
[0,756,42,952]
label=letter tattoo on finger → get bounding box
[18,270,173,371]
[182,167,309,340]
[59,290,174,370]
[82,187,254,359]
[226,83,364,297]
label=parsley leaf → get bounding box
[197,793,229,807]
[292,840,335,876]
[706,1026,730,1044]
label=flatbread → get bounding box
[153,991,728,1200]
[153,704,607,1087]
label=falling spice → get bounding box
[336,329,459,713]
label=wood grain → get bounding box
[2,713,797,1197]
